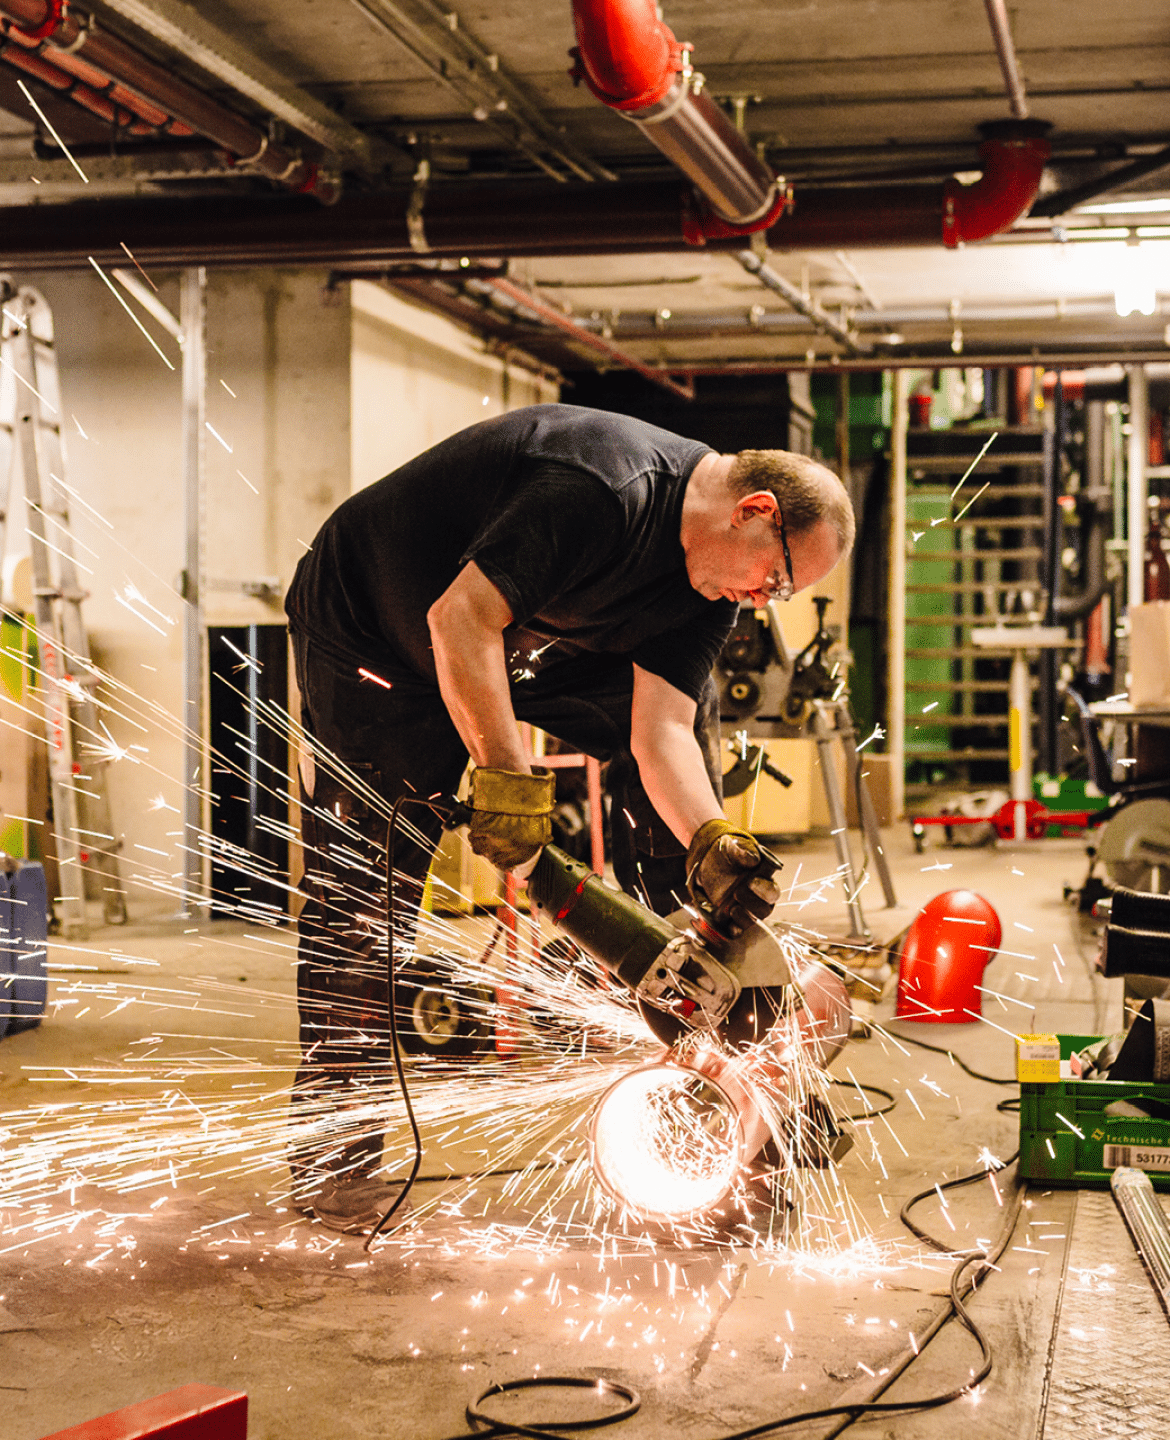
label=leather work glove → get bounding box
[467,767,555,872]
[686,818,781,936]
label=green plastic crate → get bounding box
[1019,1034,1170,1191]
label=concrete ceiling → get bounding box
[0,0,1167,371]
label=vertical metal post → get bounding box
[1128,365,1149,613]
[1008,646,1032,838]
[180,268,206,916]
[1038,376,1062,776]
[811,702,870,942]
[888,369,908,819]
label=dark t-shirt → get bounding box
[285,404,737,702]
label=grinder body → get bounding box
[527,843,794,1044]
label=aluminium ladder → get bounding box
[0,278,127,934]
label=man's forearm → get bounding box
[633,719,724,849]
[428,585,529,773]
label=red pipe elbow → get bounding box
[943,122,1051,246]
[570,0,683,111]
[895,890,1002,1024]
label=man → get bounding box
[285,403,853,1232]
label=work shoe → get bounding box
[299,1175,412,1236]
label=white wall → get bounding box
[350,280,557,493]
[1,269,557,913]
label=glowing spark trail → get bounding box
[17,79,89,183]
[87,257,176,370]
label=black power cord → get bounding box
[364,793,434,1251]
[832,1077,897,1120]
[363,798,577,1249]
[367,808,1025,1439]
[883,1026,1018,1086]
[433,1149,1026,1440]
[453,1376,641,1440]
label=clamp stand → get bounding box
[970,625,1077,840]
[809,699,897,942]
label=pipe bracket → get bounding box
[53,9,93,54]
[407,157,430,253]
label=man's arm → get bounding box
[427,560,530,773]
[628,664,724,848]
[631,665,780,933]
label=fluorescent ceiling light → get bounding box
[1079,197,1170,215]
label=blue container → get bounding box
[0,859,48,1035]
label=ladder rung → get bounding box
[910,480,1048,498]
[907,454,1044,472]
[904,754,1014,766]
[906,581,1039,594]
[908,548,1044,561]
[908,714,1011,727]
[906,646,1031,658]
[906,680,1017,692]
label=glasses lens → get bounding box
[777,512,794,600]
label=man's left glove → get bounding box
[467,767,556,872]
[686,818,781,936]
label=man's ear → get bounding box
[730,490,779,527]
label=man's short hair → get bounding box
[728,450,855,557]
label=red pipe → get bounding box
[0,18,187,137]
[0,32,154,136]
[0,161,1054,269]
[943,122,1051,246]
[0,0,336,201]
[483,275,694,399]
[570,0,680,110]
[570,0,783,234]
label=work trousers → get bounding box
[289,629,722,1186]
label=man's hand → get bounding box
[468,767,555,872]
[686,818,780,935]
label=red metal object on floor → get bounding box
[39,1384,247,1440]
[895,889,1002,1024]
[912,798,1094,845]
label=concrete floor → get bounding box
[0,823,1158,1440]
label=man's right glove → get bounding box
[467,767,555,872]
[686,818,781,936]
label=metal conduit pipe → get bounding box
[0,136,1054,269]
[983,0,1029,121]
[471,275,694,400]
[734,249,868,356]
[1053,398,1112,621]
[0,26,155,135]
[569,0,786,237]
[0,0,338,201]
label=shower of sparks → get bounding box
[0,485,1039,1393]
[17,79,89,184]
[119,241,158,292]
[87,257,176,371]
[0,641,891,1277]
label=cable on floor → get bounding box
[831,1077,897,1120]
[883,1025,1017,1085]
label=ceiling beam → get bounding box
[349,0,613,184]
[98,0,397,172]
[1031,143,1170,218]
